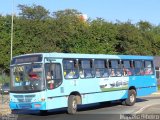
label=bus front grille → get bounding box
[13,95,35,102]
[19,103,32,109]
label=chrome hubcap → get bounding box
[72,100,77,110]
[130,94,135,103]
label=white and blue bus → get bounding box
[10,53,157,114]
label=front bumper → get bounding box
[10,101,46,110]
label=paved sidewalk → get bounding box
[0,95,11,116]
[150,90,160,96]
[0,103,11,116]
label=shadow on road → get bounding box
[136,98,148,103]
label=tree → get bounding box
[52,9,84,53]
[116,21,152,55]
[137,21,152,32]
[18,4,50,20]
[137,21,160,55]
[1,4,160,72]
[81,18,118,54]
[0,15,11,71]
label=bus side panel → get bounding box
[46,96,68,110]
[83,90,128,104]
[129,75,157,96]
[136,86,158,97]
[129,75,157,88]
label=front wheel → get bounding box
[67,95,78,114]
[124,89,136,106]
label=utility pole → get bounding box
[11,0,14,60]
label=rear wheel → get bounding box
[124,89,136,106]
[67,95,78,114]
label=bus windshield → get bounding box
[10,63,45,92]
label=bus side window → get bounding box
[94,60,109,78]
[122,60,133,76]
[63,59,79,79]
[45,63,62,90]
[109,60,122,77]
[144,61,153,75]
[79,59,94,78]
[134,61,144,75]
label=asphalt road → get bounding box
[8,96,160,120]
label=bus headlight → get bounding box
[41,98,45,101]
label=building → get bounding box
[154,56,160,85]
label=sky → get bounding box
[0,0,160,25]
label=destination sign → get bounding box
[11,55,42,64]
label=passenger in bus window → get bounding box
[110,69,115,76]
[65,70,75,79]
[64,70,67,77]
[127,69,132,76]
[86,70,93,78]
[79,70,84,78]
[96,69,101,77]
[136,69,144,75]
[116,70,121,76]
[123,68,127,76]
[46,71,54,89]
[123,68,132,76]
[140,69,144,75]
[47,72,52,80]
[145,68,153,75]
[103,70,109,77]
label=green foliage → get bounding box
[0,4,160,73]
[0,75,10,84]
[18,4,50,20]
[0,15,11,70]
[116,21,148,55]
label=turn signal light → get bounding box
[41,98,45,101]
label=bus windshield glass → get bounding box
[10,63,44,92]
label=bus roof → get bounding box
[13,52,153,60]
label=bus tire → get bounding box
[67,95,77,114]
[125,89,136,106]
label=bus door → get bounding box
[44,58,63,93]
